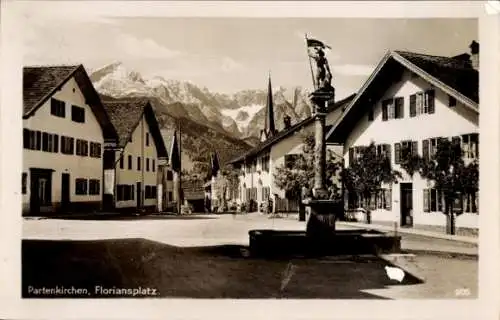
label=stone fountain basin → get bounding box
[248,229,401,258]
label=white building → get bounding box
[229,76,354,213]
[326,41,479,230]
[102,98,168,212]
[22,65,118,215]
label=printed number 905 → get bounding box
[455,288,471,297]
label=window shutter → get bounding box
[422,139,429,161]
[348,148,354,165]
[394,143,401,164]
[453,193,463,213]
[423,189,430,212]
[23,129,29,149]
[36,131,42,150]
[42,132,49,151]
[409,94,417,117]
[396,97,404,119]
[382,101,388,121]
[385,144,392,162]
[54,134,59,153]
[385,189,392,210]
[427,90,435,114]
[411,141,418,157]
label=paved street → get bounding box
[22,213,477,299]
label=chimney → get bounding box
[469,40,479,70]
[283,114,291,130]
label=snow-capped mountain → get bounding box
[89,62,313,142]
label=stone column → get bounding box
[313,103,328,199]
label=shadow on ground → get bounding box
[29,214,219,221]
[22,238,423,299]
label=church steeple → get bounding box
[264,71,276,139]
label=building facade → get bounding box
[326,42,479,229]
[22,65,118,215]
[102,98,168,212]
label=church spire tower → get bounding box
[261,71,276,141]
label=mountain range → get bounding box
[89,62,314,170]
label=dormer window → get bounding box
[448,95,457,107]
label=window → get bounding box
[146,133,150,146]
[146,158,150,172]
[423,188,445,213]
[463,191,478,213]
[22,173,27,194]
[145,185,157,199]
[460,133,479,159]
[75,178,88,195]
[449,95,457,107]
[89,142,101,158]
[117,184,135,201]
[76,139,89,156]
[284,154,300,169]
[50,98,65,118]
[395,140,418,164]
[128,155,132,170]
[410,90,435,117]
[35,131,41,150]
[89,179,100,195]
[119,155,124,169]
[61,136,75,155]
[368,107,374,121]
[42,132,49,151]
[71,105,85,123]
[422,137,442,161]
[382,97,404,121]
[261,154,270,172]
[166,170,173,181]
[168,192,173,202]
[137,157,141,171]
[152,159,156,172]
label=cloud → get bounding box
[115,34,180,60]
[220,57,244,73]
[331,64,374,76]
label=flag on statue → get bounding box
[170,131,181,172]
[306,38,331,49]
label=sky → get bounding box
[22,12,478,100]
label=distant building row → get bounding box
[230,41,479,230]
[22,65,174,215]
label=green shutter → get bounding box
[427,90,435,114]
[382,101,388,121]
[385,189,392,210]
[411,141,418,157]
[394,143,401,164]
[423,189,430,212]
[422,139,429,161]
[409,94,417,117]
[396,97,404,119]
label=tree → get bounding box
[400,138,478,235]
[273,133,343,210]
[343,142,402,224]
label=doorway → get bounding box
[29,168,53,214]
[400,183,413,227]
[61,173,70,211]
[136,182,142,209]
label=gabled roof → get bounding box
[23,64,118,140]
[101,97,168,159]
[228,93,355,164]
[326,50,479,144]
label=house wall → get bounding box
[344,70,479,228]
[114,115,159,209]
[22,77,104,214]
